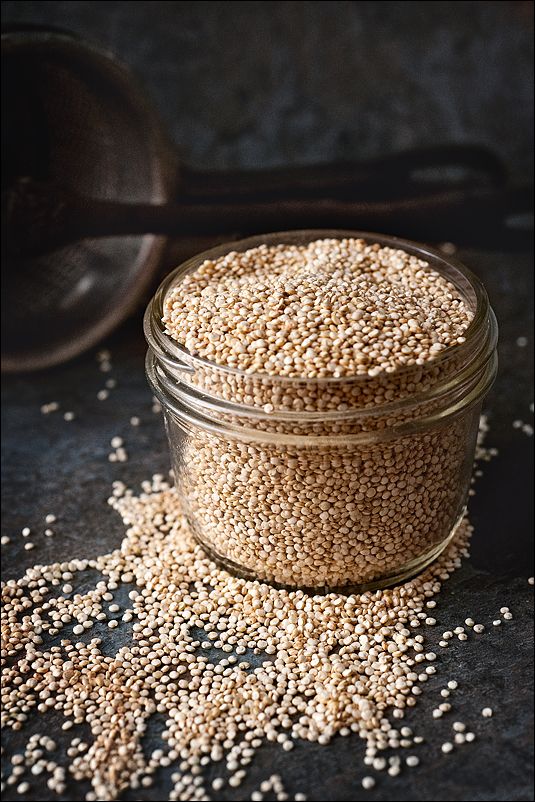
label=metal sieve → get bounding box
[1,27,176,372]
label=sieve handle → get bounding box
[3,178,532,257]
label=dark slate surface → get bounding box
[1,246,534,802]
[1,1,533,181]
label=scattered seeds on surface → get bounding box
[362,776,376,790]
[41,402,60,415]
[0,415,500,801]
[482,708,493,718]
[63,412,75,421]
[1,480,476,799]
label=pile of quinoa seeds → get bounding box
[1,423,513,802]
[161,238,477,588]
[162,239,471,378]
[3,476,478,802]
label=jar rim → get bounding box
[145,229,490,387]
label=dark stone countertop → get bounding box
[1,246,534,802]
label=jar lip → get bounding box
[146,229,491,386]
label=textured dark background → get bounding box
[1,0,534,179]
[1,2,534,801]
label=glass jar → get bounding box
[144,230,497,592]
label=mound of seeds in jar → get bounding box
[162,239,472,378]
[159,238,479,589]
[2,475,476,801]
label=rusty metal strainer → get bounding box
[1,28,176,372]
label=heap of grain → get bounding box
[161,238,476,589]
[1,477,475,801]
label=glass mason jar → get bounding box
[144,230,498,592]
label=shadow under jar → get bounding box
[145,230,498,592]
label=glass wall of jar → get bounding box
[145,231,498,592]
